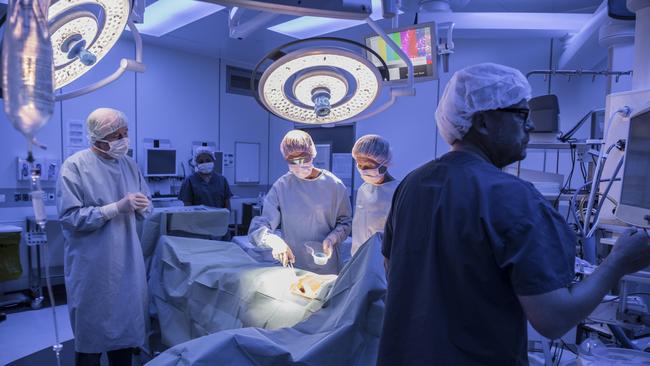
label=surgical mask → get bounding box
[98,137,129,159]
[197,162,214,174]
[358,165,385,185]
[289,163,313,179]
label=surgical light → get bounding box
[257,46,383,124]
[253,19,415,125]
[46,0,144,101]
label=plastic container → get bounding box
[2,0,54,140]
[304,241,331,266]
[312,252,328,265]
[577,333,606,366]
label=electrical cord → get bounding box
[608,324,640,350]
[587,156,625,238]
[582,107,631,238]
[553,144,576,208]
[560,339,578,355]
[583,142,618,237]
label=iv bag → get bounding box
[2,0,54,141]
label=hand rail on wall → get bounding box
[526,69,633,82]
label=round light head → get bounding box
[259,47,382,124]
[49,0,131,89]
[293,70,348,107]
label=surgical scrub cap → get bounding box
[86,108,128,144]
[280,130,317,159]
[352,134,392,166]
[194,146,215,162]
[435,63,532,145]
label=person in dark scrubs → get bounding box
[378,63,650,366]
[179,147,232,209]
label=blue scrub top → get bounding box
[179,172,233,208]
[378,151,576,366]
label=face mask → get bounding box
[98,137,129,159]
[289,163,313,179]
[197,162,214,174]
[358,165,385,185]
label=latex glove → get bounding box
[608,228,650,275]
[265,234,295,267]
[117,193,149,213]
[322,238,334,258]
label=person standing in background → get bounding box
[57,108,152,366]
[179,146,232,209]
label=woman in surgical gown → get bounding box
[57,108,152,366]
[351,135,400,256]
[248,130,352,275]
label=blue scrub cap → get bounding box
[280,130,317,159]
[352,134,392,166]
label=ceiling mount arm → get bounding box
[365,17,415,95]
[55,18,145,101]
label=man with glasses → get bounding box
[248,130,352,274]
[378,63,650,365]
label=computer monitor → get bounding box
[364,22,438,82]
[615,107,650,228]
[144,148,177,177]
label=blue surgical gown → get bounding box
[57,149,152,353]
[351,179,399,256]
[248,170,352,274]
[378,151,576,366]
[178,172,232,208]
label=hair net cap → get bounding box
[87,108,128,143]
[435,63,532,145]
[194,146,215,162]
[352,134,392,166]
[280,130,317,159]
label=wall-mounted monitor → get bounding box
[616,107,650,228]
[364,22,438,82]
[144,148,177,177]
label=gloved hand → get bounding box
[608,228,650,275]
[265,234,295,267]
[322,238,334,258]
[116,193,149,213]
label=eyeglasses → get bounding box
[497,107,530,122]
[287,157,313,165]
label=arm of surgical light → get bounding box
[365,17,415,95]
[347,18,416,123]
[55,19,146,101]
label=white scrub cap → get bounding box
[194,146,215,162]
[352,134,392,166]
[280,130,317,159]
[435,63,532,145]
[86,108,128,143]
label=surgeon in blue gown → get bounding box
[248,130,352,275]
[378,63,650,365]
[57,108,152,366]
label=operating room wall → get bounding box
[353,37,612,192]
[0,39,270,293]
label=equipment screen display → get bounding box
[365,23,435,82]
[620,110,650,209]
[147,149,176,176]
